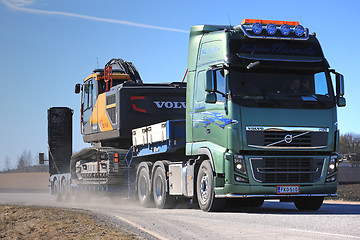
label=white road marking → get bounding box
[114,215,169,240]
[289,228,360,239]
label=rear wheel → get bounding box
[294,197,324,211]
[53,178,63,202]
[196,160,225,212]
[137,167,152,207]
[152,166,174,209]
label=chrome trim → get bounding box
[266,131,310,147]
[256,168,319,174]
[215,193,337,198]
[248,145,327,150]
[250,157,263,183]
[246,126,329,132]
[236,54,323,63]
[239,24,309,41]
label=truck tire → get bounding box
[294,197,324,211]
[53,178,63,202]
[61,178,70,201]
[152,166,174,209]
[196,160,225,212]
[137,167,152,207]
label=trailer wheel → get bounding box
[196,160,225,212]
[53,178,63,202]
[294,197,324,211]
[152,166,174,209]
[137,167,152,207]
[61,178,70,201]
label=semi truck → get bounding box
[45,19,346,211]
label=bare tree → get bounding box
[339,133,360,167]
[4,156,12,171]
[16,150,33,172]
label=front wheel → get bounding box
[294,197,324,211]
[196,160,225,212]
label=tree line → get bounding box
[1,150,48,173]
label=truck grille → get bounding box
[250,157,325,183]
[246,126,329,149]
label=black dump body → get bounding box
[48,107,73,176]
[84,81,187,148]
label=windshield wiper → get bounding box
[285,94,328,107]
[247,61,260,69]
[234,93,280,106]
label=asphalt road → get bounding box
[1,192,360,240]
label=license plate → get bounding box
[276,185,300,194]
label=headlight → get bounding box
[234,154,247,175]
[327,155,338,175]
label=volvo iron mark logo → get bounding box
[284,134,293,144]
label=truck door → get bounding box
[82,78,94,134]
[205,68,228,147]
[193,67,229,147]
[192,70,207,142]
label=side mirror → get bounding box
[336,73,345,97]
[75,83,81,94]
[205,69,215,92]
[205,92,217,103]
[337,97,346,107]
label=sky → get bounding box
[1,0,359,170]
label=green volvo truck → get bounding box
[47,19,345,212]
[181,19,345,211]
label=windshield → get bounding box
[229,69,335,109]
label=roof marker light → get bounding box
[266,23,277,35]
[280,24,291,36]
[294,25,305,37]
[252,23,262,34]
[242,19,299,26]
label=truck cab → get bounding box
[185,19,345,211]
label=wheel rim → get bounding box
[155,175,164,201]
[200,173,209,202]
[139,175,147,200]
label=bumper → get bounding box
[214,183,337,199]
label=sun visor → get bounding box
[227,38,329,70]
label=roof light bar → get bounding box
[238,19,309,40]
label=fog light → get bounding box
[326,175,336,183]
[235,175,249,183]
